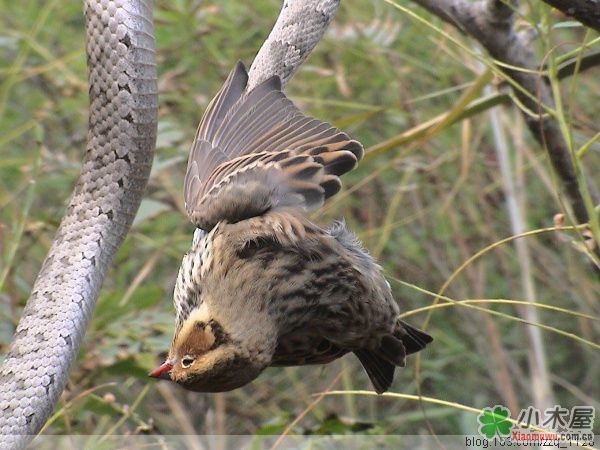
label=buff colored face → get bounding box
[149,317,261,392]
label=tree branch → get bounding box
[542,0,600,32]
[411,0,591,225]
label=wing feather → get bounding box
[197,61,248,142]
[184,61,364,230]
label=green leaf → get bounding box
[81,394,121,416]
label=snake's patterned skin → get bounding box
[0,1,158,447]
[0,0,339,447]
[248,0,339,90]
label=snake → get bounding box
[0,0,339,447]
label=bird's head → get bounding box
[149,226,276,392]
[149,308,270,392]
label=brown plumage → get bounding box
[149,61,432,394]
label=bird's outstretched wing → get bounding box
[184,61,364,231]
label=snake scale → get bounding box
[0,0,339,447]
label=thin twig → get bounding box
[270,372,342,450]
[156,383,205,450]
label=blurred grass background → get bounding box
[0,0,599,440]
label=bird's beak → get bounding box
[149,361,173,380]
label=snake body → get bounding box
[248,0,339,89]
[0,0,158,446]
[0,0,339,446]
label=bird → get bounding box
[148,61,432,394]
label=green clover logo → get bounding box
[477,405,513,439]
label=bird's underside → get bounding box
[151,61,433,394]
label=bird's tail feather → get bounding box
[355,320,433,394]
[396,320,433,355]
[354,349,394,394]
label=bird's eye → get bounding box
[181,356,195,368]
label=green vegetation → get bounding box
[1,0,598,440]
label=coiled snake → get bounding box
[0,0,339,446]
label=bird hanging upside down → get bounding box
[149,61,432,394]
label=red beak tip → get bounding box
[148,362,173,379]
